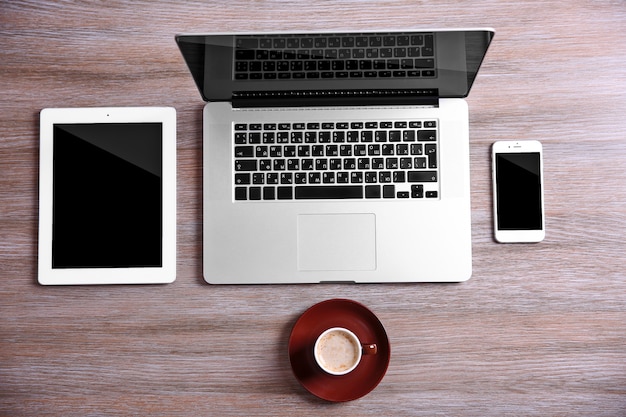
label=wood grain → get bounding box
[2,1,626,416]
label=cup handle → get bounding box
[362,343,378,355]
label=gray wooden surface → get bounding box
[1,1,625,415]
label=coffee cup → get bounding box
[313,327,378,376]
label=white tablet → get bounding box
[38,107,176,285]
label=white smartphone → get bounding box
[492,140,545,243]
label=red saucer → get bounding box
[288,299,391,402]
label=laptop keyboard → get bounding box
[234,33,436,80]
[233,120,439,201]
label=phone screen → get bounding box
[495,152,542,230]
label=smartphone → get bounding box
[492,140,545,243]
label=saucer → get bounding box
[288,299,391,402]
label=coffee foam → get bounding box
[316,330,360,373]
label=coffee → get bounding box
[314,328,361,375]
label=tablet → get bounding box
[38,107,176,285]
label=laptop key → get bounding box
[235,133,247,144]
[393,171,405,183]
[417,130,437,141]
[235,160,257,171]
[425,144,437,168]
[295,185,363,199]
[235,173,250,185]
[365,185,381,198]
[249,187,262,200]
[411,185,424,198]
[235,146,254,157]
[263,186,275,200]
[248,132,261,144]
[253,173,264,184]
[408,171,437,182]
[235,187,247,200]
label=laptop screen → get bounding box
[176,29,494,102]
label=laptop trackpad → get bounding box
[297,214,376,271]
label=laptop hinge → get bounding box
[232,89,439,108]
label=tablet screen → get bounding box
[52,123,162,268]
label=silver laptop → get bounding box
[176,29,494,284]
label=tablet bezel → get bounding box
[38,107,176,285]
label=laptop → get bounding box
[176,29,494,284]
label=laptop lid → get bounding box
[175,29,494,105]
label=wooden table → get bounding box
[2,1,625,415]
